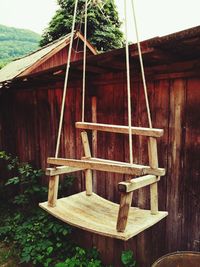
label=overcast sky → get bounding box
[0,0,200,42]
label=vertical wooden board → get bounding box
[36,88,53,170]
[113,73,125,203]
[124,76,139,206]
[94,83,110,198]
[14,89,39,164]
[63,86,76,159]
[183,78,200,251]
[153,79,170,211]
[166,78,186,251]
[151,219,167,264]
[150,79,170,258]
[136,230,152,267]
[137,80,154,210]
[103,83,115,201]
[75,85,84,193]
[47,87,58,157]
[54,86,63,157]
[0,91,17,154]
[91,96,98,193]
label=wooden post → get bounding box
[81,131,93,195]
[92,96,97,193]
[48,175,59,207]
[148,137,159,214]
[116,192,133,232]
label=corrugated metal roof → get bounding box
[0,33,72,83]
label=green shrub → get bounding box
[0,151,102,266]
[121,250,137,267]
[0,151,137,267]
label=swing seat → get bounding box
[39,191,167,241]
[39,123,168,240]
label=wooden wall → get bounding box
[0,68,199,266]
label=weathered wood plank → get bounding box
[40,191,168,240]
[48,175,59,207]
[91,96,98,193]
[166,78,186,251]
[46,166,84,176]
[47,157,166,176]
[76,122,164,137]
[148,137,159,215]
[116,192,133,232]
[183,78,200,251]
[81,131,93,195]
[118,175,159,193]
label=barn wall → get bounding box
[0,70,199,266]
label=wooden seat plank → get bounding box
[47,157,166,176]
[76,122,164,137]
[39,192,168,241]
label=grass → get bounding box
[0,243,20,267]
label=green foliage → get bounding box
[0,209,73,266]
[55,247,102,267]
[0,151,46,207]
[40,0,124,52]
[0,24,40,67]
[121,250,137,267]
[0,151,102,266]
[0,151,137,267]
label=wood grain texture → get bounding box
[46,166,84,176]
[47,157,165,176]
[48,175,59,207]
[148,137,159,214]
[118,175,159,193]
[116,192,133,232]
[76,122,164,137]
[81,131,93,195]
[40,191,168,241]
[91,96,97,193]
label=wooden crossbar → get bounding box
[47,157,165,176]
[118,175,160,193]
[76,122,164,137]
[46,166,84,176]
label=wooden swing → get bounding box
[39,0,168,241]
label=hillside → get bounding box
[0,24,40,68]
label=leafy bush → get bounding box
[0,151,46,208]
[0,151,137,267]
[0,151,102,266]
[55,247,102,267]
[121,250,137,267]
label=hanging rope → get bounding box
[55,0,79,158]
[131,0,152,128]
[81,0,88,122]
[124,0,133,165]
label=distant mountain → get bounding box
[0,24,40,68]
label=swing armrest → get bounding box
[118,175,160,193]
[46,166,85,176]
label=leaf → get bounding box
[47,246,53,254]
[5,177,20,186]
[121,250,135,265]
